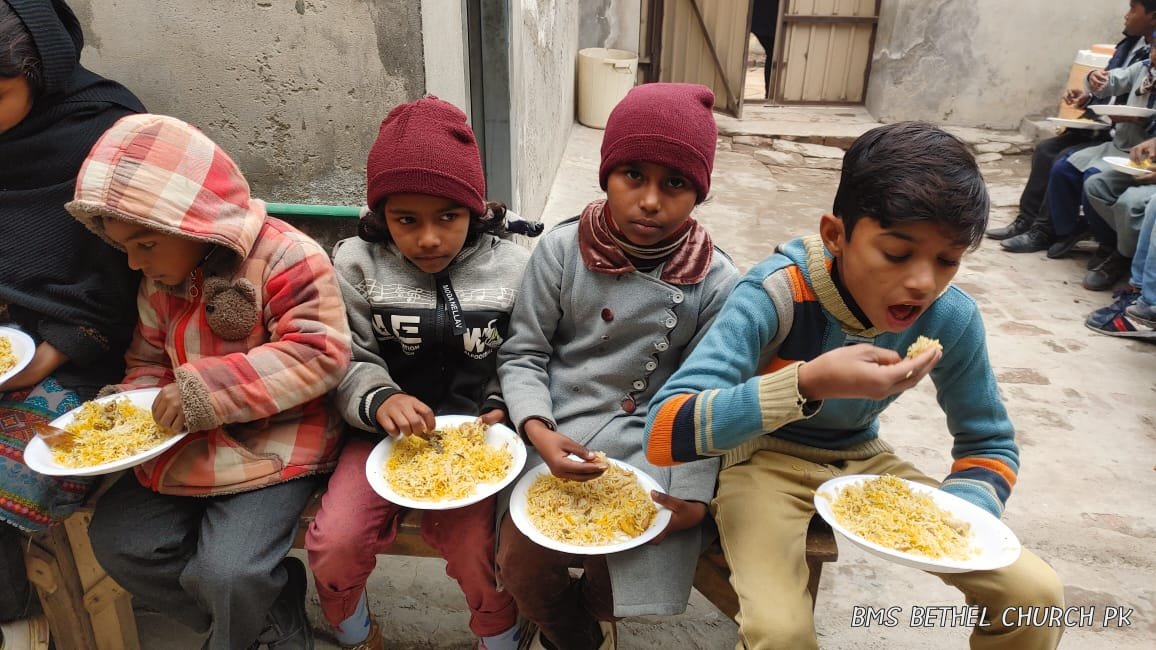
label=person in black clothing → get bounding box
[750,1,780,100]
[993,0,1156,254]
[0,0,143,645]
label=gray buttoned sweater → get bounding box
[498,218,739,616]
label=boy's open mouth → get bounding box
[887,303,923,327]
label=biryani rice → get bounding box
[525,462,658,546]
[831,474,976,560]
[906,335,943,359]
[0,336,16,374]
[386,420,512,501]
[55,398,174,467]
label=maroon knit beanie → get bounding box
[598,83,717,201]
[366,96,486,215]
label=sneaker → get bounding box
[1125,300,1156,327]
[339,619,384,650]
[258,557,314,650]
[0,616,50,650]
[1086,287,1141,328]
[1000,227,1054,253]
[518,621,613,650]
[479,620,528,650]
[1082,251,1132,291]
[1047,228,1091,259]
[986,214,1032,240]
[1086,301,1156,338]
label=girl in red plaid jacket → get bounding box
[66,113,352,650]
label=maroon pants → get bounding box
[305,437,516,637]
[496,514,616,650]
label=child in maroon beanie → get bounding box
[495,83,739,650]
[305,96,529,650]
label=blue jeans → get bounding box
[1046,152,1101,238]
[1134,199,1156,307]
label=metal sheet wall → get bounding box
[658,0,752,116]
[776,0,879,103]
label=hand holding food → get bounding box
[385,419,512,501]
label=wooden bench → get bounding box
[31,496,836,648]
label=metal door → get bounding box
[772,0,880,104]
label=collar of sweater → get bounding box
[802,235,887,339]
[577,199,714,285]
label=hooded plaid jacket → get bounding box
[67,114,352,496]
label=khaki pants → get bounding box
[714,450,1064,650]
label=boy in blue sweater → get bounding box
[645,122,1064,650]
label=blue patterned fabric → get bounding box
[0,377,95,532]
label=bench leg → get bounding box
[24,514,141,650]
[26,523,97,650]
[805,556,823,611]
[64,513,141,650]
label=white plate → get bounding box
[1045,116,1110,130]
[0,326,36,387]
[813,474,1021,573]
[1088,104,1156,119]
[1102,155,1154,177]
[509,458,673,555]
[24,388,189,477]
[365,415,526,510]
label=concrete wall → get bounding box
[866,0,1123,129]
[579,0,641,51]
[509,0,582,220]
[75,0,425,208]
[422,0,470,120]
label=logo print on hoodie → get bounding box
[463,318,503,360]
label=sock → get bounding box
[478,624,520,643]
[333,590,371,645]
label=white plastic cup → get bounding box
[577,48,638,129]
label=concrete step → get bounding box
[717,105,1036,171]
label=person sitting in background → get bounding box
[993,0,1156,254]
[1085,140,1156,337]
[0,1,143,647]
[1081,136,1156,290]
[1042,28,1156,261]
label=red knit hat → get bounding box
[366,96,486,215]
[598,83,717,201]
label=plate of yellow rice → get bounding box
[365,415,526,510]
[24,388,186,476]
[0,326,36,387]
[509,457,671,555]
[814,474,1021,573]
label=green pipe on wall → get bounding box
[264,202,362,220]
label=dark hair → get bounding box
[357,199,511,246]
[0,2,42,94]
[1140,0,1156,15]
[832,121,989,250]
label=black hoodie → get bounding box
[0,0,144,397]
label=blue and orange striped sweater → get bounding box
[644,236,1019,517]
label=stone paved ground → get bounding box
[141,121,1155,649]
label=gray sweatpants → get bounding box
[1084,171,1156,257]
[88,474,318,650]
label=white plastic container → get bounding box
[577,48,638,129]
[1058,49,1113,119]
